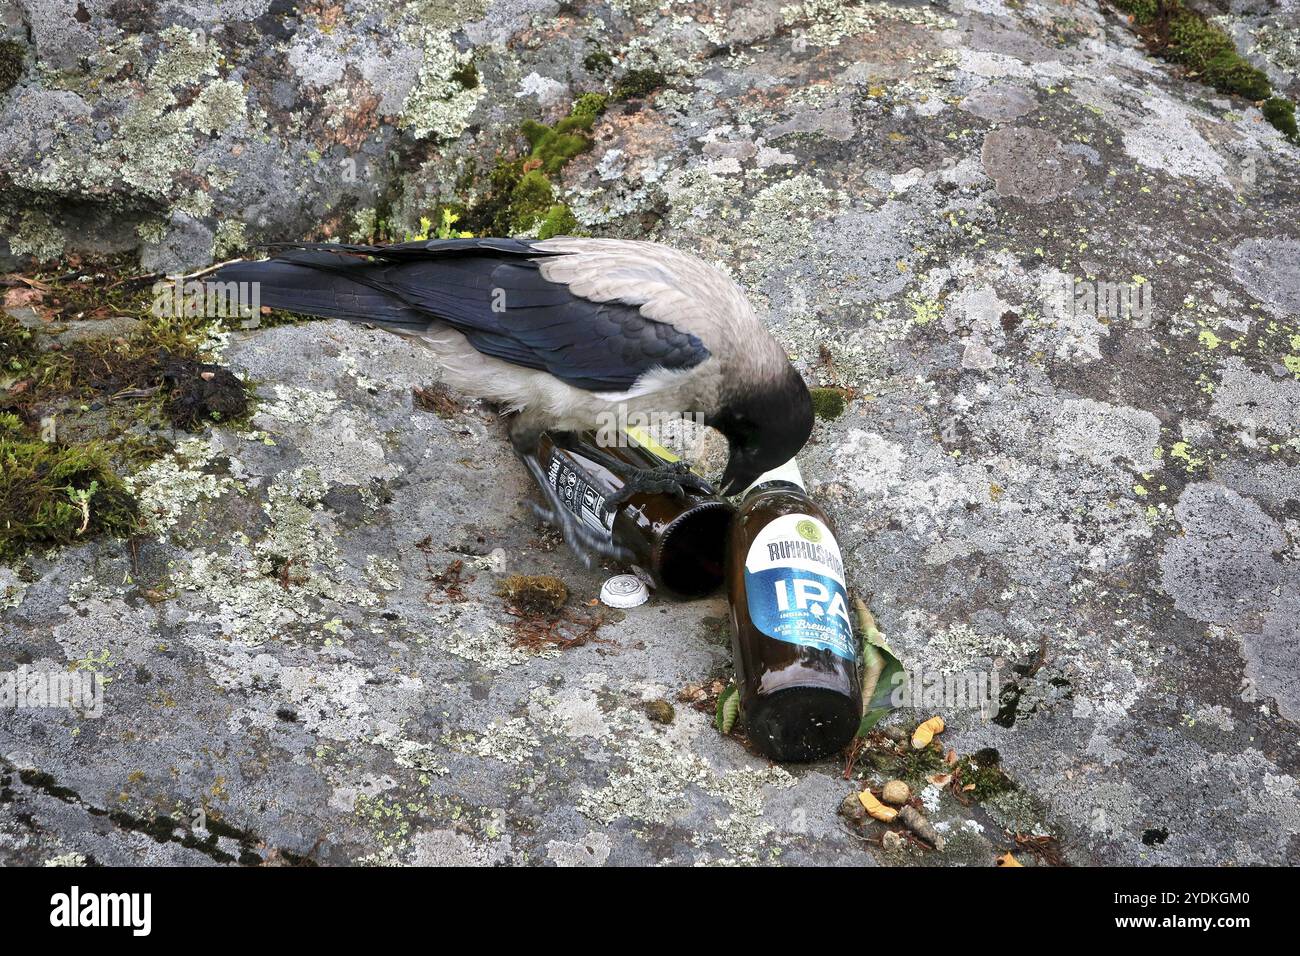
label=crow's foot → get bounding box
[557,441,717,508]
[601,460,718,509]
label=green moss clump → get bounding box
[613,68,665,100]
[497,574,568,616]
[0,40,24,94]
[956,749,1018,801]
[522,95,608,175]
[1111,1,1284,114]
[883,741,948,787]
[450,60,479,90]
[509,168,556,224]
[808,387,847,420]
[569,92,608,125]
[583,49,613,75]
[0,311,40,384]
[1166,9,1270,100]
[520,120,591,176]
[0,426,138,560]
[1111,0,1158,21]
[536,204,579,240]
[1263,96,1299,143]
[465,96,608,236]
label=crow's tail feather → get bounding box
[212,251,431,331]
[258,237,545,261]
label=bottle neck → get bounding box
[742,458,806,498]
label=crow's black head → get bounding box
[710,365,814,496]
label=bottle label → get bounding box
[546,450,615,533]
[743,513,856,661]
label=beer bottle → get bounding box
[726,458,861,761]
[525,431,734,598]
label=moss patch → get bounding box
[1262,97,1299,142]
[955,748,1018,801]
[496,574,568,616]
[12,332,248,432]
[462,96,608,237]
[1,268,250,433]
[0,421,139,560]
[1,264,254,560]
[583,49,614,75]
[0,40,24,94]
[613,68,665,100]
[1111,0,1298,141]
[808,386,848,420]
[0,311,40,386]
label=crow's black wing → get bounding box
[214,240,710,392]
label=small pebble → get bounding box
[838,792,867,823]
[882,779,911,805]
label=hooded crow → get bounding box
[214,238,813,565]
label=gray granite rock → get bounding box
[2,0,1298,866]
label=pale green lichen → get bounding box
[397,29,483,141]
[11,26,250,210]
[0,566,27,611]
[126,437,239,537]
[457,717,541,764]
[574,703,795,863]
[8,209,65,261]
[779,0,955,48]
[172,467,384,646]
[213,220,249,260]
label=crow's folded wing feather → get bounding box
[213,239,711,393]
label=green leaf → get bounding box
[715,684,741,735]
[854,596,905,735]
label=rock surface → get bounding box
[2,0,1299,865]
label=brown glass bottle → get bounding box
[525,431,734,598]
[726,460,861,761]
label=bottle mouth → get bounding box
[653,500,734,598]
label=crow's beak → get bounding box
[719,448,757,497]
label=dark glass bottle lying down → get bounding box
[726,460,862,762]
[522,431,734,598]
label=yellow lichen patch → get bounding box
[858,789,898,822]
[911,715,945,749]
[1169,441,1204,472]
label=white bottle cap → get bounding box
[743,457,806,496]
[600,573,649,609]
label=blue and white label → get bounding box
[744,513,856,661]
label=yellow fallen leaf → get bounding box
[911,715,945,749]
[996,852,1023,867]
[858,789,898,822]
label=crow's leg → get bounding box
[563,441,718,509]
[509,416,634,569]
